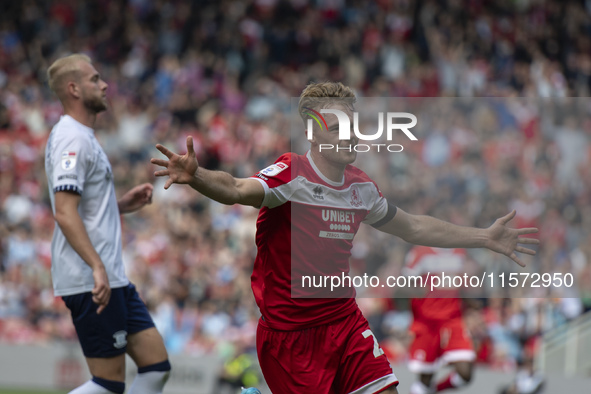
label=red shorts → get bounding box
[256,308,399,394]
[408,317,475,374]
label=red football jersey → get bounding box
[250,152,393,330]
[404,245,467,322]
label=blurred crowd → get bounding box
[1,0,591,380]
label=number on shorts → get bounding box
[362,329,384,358]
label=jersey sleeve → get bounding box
[362,182,397,227]
[50,132,93,195]
[250,153,294,208]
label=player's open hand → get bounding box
[485,210,539,267]
[151,136,199,189]
[92,267,111,314]
[118,183,153,213]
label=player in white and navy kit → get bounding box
[151,82,539,394]
[45,54,170,394]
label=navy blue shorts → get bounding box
[62,283,155,358]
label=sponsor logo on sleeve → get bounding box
[61,151,77,171]
[57,174,78,181]
[259,162,289,177]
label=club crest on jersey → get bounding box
[61,151,77,170]
[259,162,288,177]
[112,330,127,349]
[350,186,363,207]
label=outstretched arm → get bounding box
[376,208,539,267]
[150,136,265,207]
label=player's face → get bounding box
[78,62,108,113]
[309,104,358,166]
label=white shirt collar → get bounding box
[63,114,95,134]
[306,151,345,186]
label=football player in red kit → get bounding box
[151,82,538,394]
[405,246,475,393]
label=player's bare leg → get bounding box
[411,361,473,393]
[126,327,171,394]
[408,373,434,394]
[127,327,168,367]
[435,361,473,392]
[451,361,473,383]
[85,354,126,381]
[380,387,399,393]
[67,355,126,393]
[419,373,433,388]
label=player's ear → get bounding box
[67,82,80,99]
[304,128,317,144]
[305,124,323,145]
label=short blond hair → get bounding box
[47,54,92,98]
[298,82,356,123]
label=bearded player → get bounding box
[151,82,538,394]
[45,54,170,394]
